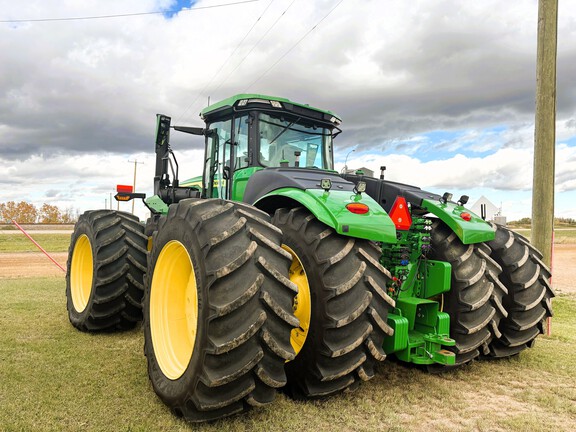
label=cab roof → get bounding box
[200,93,341,124]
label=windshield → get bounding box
[258,113,334,169]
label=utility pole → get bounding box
[128,159,144,215]
[532,0,558,267]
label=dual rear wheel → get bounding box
[429,220,553,367]
[274,207,395,398]
[66,210,147,331]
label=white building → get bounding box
[470,195,505,224]
[343,167,375,177]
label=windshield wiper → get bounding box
[269,117,301,145]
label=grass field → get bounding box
[1,277,575,432]
[0,228,573,255]
[0,228,574,255]
[0,233,71,253]
[512,228,576,244]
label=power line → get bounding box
[176,0,295,123]
[210,0,297,96]
[0,0,260,23]
[175,0,276,124]
[245,0,346,91]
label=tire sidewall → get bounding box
[66,214,98,326]
[280,225,330,379]
[144,215,208,404]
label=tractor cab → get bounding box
[197,94,341,200]
[144,94,341,214]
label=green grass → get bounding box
[0,229,572,254]
[1,277,575,431]
[0,233,71,252]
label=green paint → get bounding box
[384,300,455,366]
[231,167,263,201]
[422,198,495,244]
[421,260,451,298]
[255,188,397,243]
[396,297,437,330]
[379,215,455,365]
[380,217,437,299]
[201,93,340,121]
[179,175,202,189]
[145,195,169,215]
[383,314,409,353]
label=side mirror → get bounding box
[155,114,171,147]
[173,125,206,136]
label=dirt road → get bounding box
[551,244,575,295]
[0,245,573,294]
[0,252,68,278]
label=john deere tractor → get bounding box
[66,94,554,422]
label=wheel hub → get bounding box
[150,240,198,380]
[282,244,311,356]
[70,234,94,313]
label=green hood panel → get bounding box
[421,198,495,244]
[256,188,397,244]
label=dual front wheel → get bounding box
[143,203,394,420]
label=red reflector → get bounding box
[389,196,412,230]
[117,184,133,193]
[346,203,369,214]
[460,212,472,221]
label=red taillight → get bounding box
[346,203,369,214]
[389,196,412,230]
[460,212,472,221]
[117,184,133,193]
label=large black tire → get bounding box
[272,207,395,398]
[429,220,507,366]
[66,210,147,331]
[143,199,297,422]
[485,224,554,357]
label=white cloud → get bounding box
[1,0,575,218]
[0,147,205,221]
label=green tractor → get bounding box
[66,94,554,422]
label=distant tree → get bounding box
[0,201,38,223]
[60,207,78,224]
[38,204,62,223]
[510,217,576,227]
[555,217,576,226]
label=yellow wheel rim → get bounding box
[150,240,198,380]
[70,234,94,313]
[283,245,311,356]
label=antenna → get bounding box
[128,159,145,215]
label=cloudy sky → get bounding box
[1,0,575,222]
